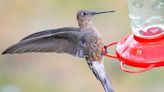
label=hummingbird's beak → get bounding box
[92,10,115,15]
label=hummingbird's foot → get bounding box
[101,46,108,56]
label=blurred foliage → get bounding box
[0,0,164,92]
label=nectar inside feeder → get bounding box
[104,0,164,73]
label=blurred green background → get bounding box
[0,0,164,92]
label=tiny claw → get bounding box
[101,46,108,56]
[103,43,118,59]
[104,46,108,54]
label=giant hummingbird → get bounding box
[2,10,115,92]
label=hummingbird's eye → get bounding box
[82,12,87,16]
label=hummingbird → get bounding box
[2,10,115,92]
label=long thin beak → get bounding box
[92,10,115,15]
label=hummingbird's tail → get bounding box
[87,61,114,92]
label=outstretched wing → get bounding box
[2,27,85,58]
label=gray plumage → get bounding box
[2,27,85,58]
[88,62,114,92]
[2,10,115,92]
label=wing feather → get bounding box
[21,27,79,41]
[2,27,85,58]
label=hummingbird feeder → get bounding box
[104,0,164,73]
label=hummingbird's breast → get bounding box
[83,30,104,62]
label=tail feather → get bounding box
[88,61,114,92]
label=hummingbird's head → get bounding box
[77,10,115,22]
[77,10,115,28]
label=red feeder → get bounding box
[104,25,164,73]
[104,0,164,73]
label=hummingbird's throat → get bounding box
[79,20,95,30]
